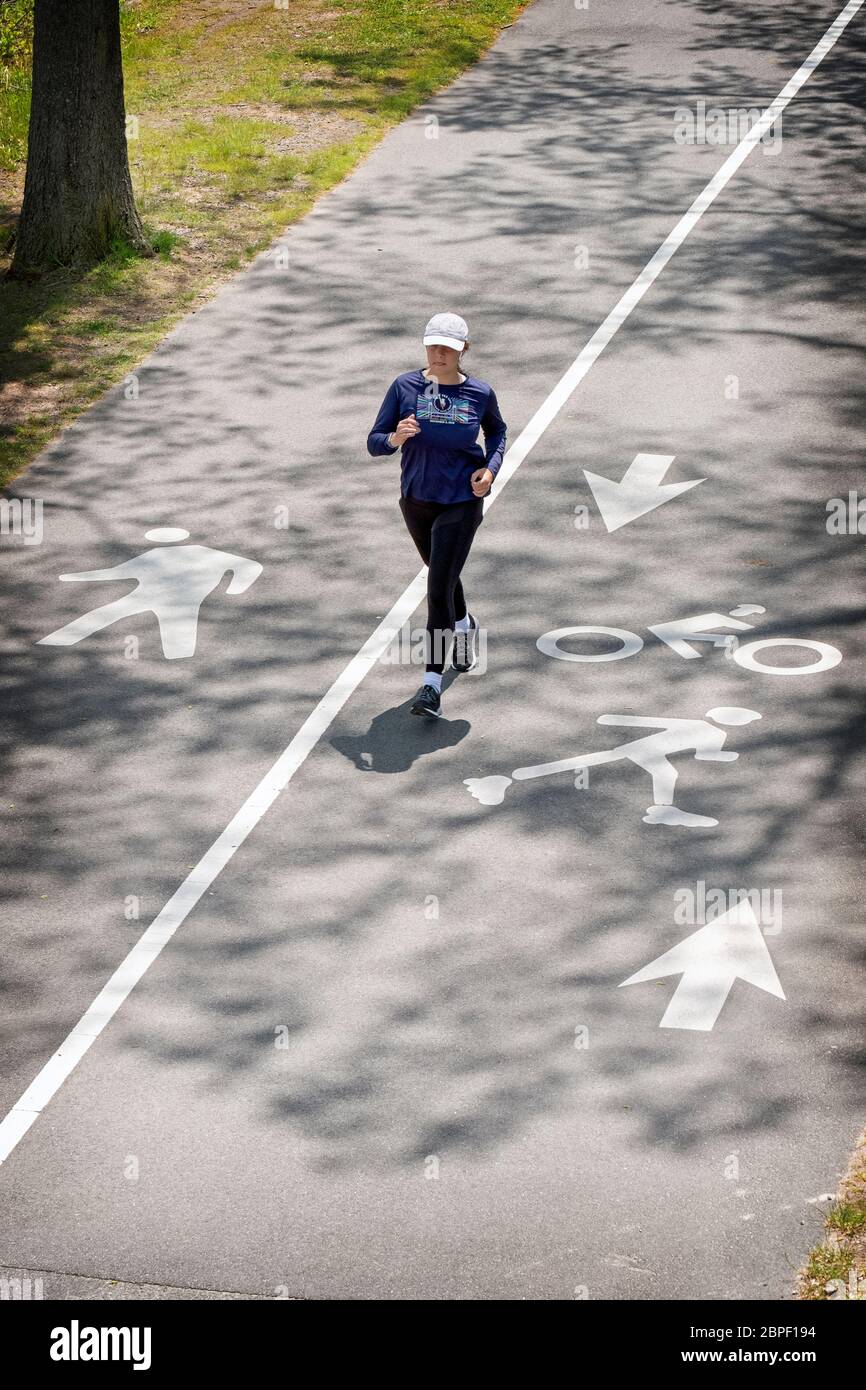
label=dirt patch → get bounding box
[126,0,353,40]
[0,379,64,431]
[125,0,272,37]
[0,167,24,228]
[267,111,365,153]
[202,102,364,148]
[144,103,365,152]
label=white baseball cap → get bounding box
[423,311,469,351]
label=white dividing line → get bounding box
[0,0,861,1167]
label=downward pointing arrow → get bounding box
[584,453,705,532]
[619,900,785,1031]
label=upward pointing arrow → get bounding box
[584,453,705,532]
[619,900,785,1031]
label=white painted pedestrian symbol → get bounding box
[619,899,785,1030]
[37,528,262,659]
[464,706,761,827]
[583,452,705,532]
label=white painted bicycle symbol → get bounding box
[536,605,842,676]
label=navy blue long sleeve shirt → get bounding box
[367,368,507,504]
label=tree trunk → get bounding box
[9,0,152,277]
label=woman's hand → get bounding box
[390,414,420,447]
[471,467,494,497]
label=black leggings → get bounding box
[399,493,484,674]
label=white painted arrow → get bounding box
[619,900,785,1031]
[583,453,705,532]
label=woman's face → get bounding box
[425,343,463,376]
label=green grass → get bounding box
[799,1129,866,1299]
[0,63,30,167]
[826,1202,866,1238]
[0,0,530,488]
[0,0,32,66]
[0,0,32,163]
[800,1243,854,1298]
[75,319,116,337]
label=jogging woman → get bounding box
[367,312,507,718]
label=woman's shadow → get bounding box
[329,673,470,773]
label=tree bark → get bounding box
[9,0,152,277]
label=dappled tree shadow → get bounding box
[0,0,864,1296]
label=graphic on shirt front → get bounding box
[415,391,472,425]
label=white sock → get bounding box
[454,614,471,632]
[424,671,443,692]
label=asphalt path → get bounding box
[1,0,864,1299]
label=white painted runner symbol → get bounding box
[464,706,761,827]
